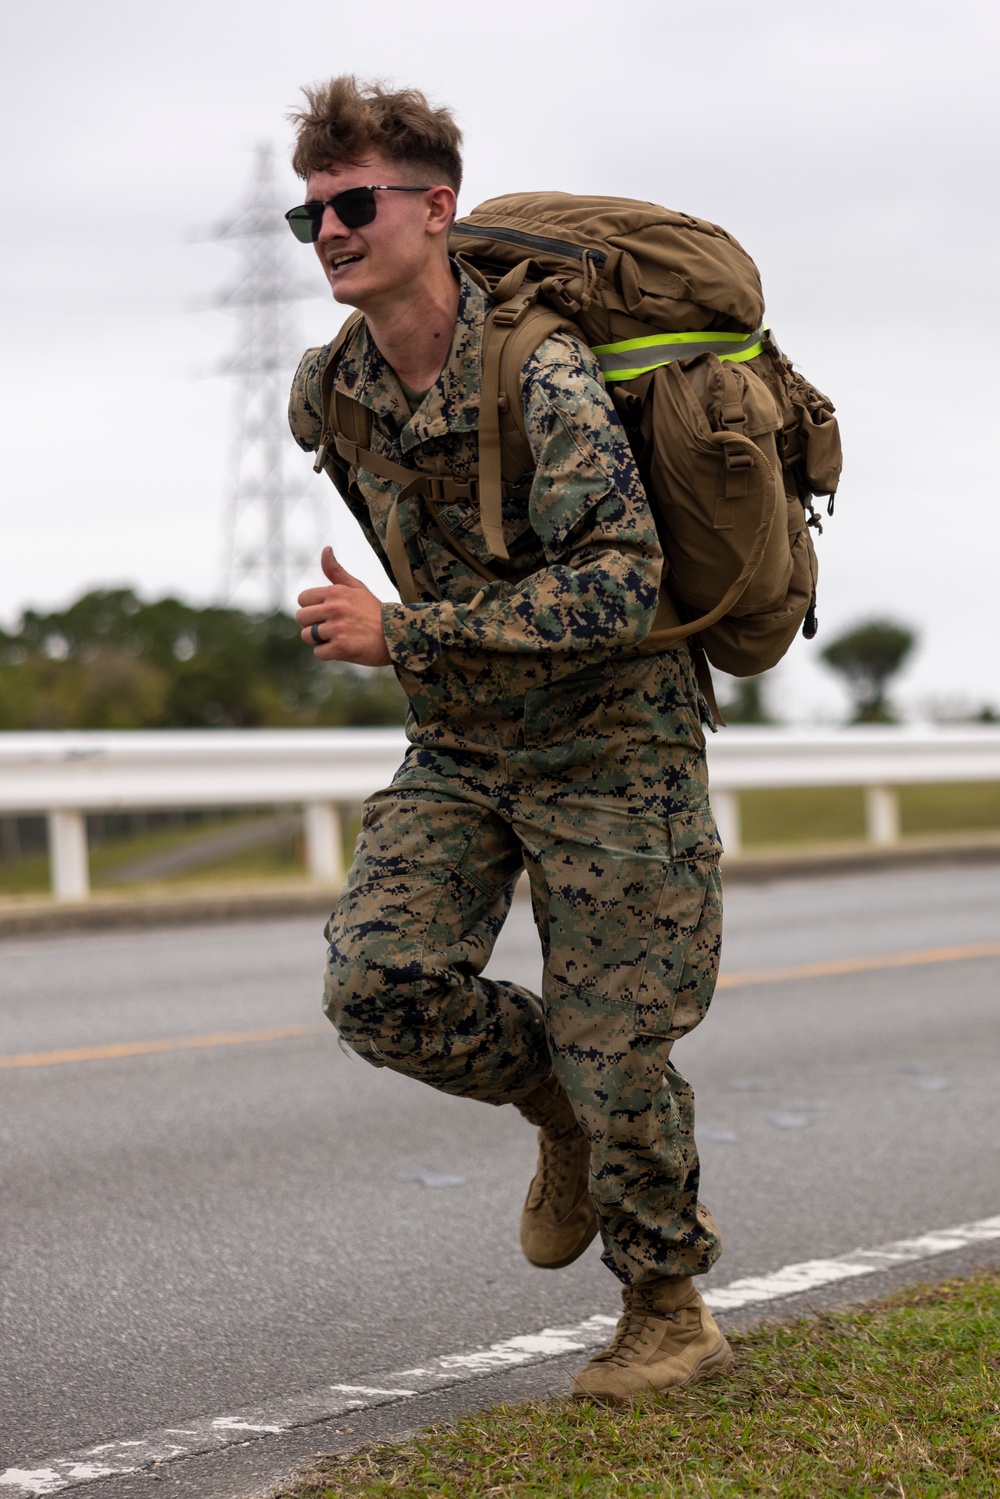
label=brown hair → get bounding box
[289,76,463,194]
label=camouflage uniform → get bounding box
[289,269,723,1285]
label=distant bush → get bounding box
[717,674,776,725]
[820,618,918,724]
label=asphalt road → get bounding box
[1,862,998,1494]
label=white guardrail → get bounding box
[1,726,1000,902]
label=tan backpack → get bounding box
[313,193,842,688]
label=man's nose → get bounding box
[317,203,350,240]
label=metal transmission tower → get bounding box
[215,144,325,612]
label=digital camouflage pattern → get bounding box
[323,652,722,1284]
[290,268,724,1285]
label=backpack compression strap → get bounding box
[328,418,497,604]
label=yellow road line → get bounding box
[5,942,999,1068]
[0,1024,324,1070]
[718,941,1000,991]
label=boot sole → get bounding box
[571,1334,735,1406]
[522,1212,600,1270]
[686,1336,736,1385]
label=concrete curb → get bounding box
[2,834,999,939]
[0,884,342,939]
[719,832,1000,884]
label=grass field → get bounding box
[276,1272,1000,1499]
[739,781,1000,848]
[0,813,306,897]
[1,784,998,898]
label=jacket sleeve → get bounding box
[380,332,663,682]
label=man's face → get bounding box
[304,152,447,312]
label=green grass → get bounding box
[899,782,1000,837]
[0,850,51,897]
[0,814,310,897]
[105,841,308,890]
[739,786,867,846]
[276,1272,1000,1499]
[738,782,1000,849]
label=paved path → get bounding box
[1,863,997,1495]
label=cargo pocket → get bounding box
[634,813,723,1040]
[668,806,723,863]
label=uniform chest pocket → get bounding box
[420,501,540,602]
[429,493,481,546]
[431,493,536,562]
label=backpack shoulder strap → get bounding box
[308,311,369,472]
[479,277,577,560]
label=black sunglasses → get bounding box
[285,185,432,242]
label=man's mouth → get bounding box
[329,252,363,272]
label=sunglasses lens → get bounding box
[285,205,321,243]
[285,188,379,241]
[332,187,378,229]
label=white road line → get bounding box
[3,1212,999,1497]
[701,1214,1000,1310]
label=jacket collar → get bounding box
[331,266,486,454]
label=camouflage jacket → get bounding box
[288,268,664,698]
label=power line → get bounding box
[213,143,326,613]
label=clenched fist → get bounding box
[296,546,392,668]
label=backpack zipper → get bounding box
[453,221,607,269]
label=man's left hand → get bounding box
[296,546,392,667]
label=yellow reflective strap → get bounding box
[720,341,764,364]
[591,329,762,355]
[596,343,765,383]
[592,326,767,383]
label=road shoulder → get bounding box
[34,1234,1000,1499]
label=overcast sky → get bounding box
[1,0,997,721]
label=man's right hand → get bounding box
[296,546,392,667]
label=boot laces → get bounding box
[592,1288,682,1366]
[530,1126,587,1210]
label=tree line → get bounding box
[0,587,940,730]
[0,588,407,730]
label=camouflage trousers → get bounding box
[323,649,724,1285]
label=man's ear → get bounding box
[426,185,457,237]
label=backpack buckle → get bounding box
[539,276,582,316]
[492,293,535,328]
[723,443,753,471]
[426,476,478,504]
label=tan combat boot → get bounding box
[572,1276,733,1404]
[515,1075,598,1269]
